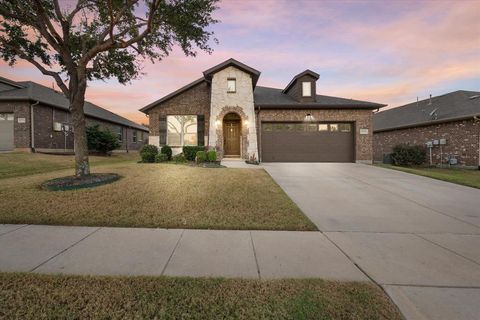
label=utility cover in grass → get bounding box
[41,173,120,191]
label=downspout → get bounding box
[474,115,480,170]
[257,106,262,162]
[30,101,39,152]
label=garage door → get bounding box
[0,113,14,151]
[261,122,354,162]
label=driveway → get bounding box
[264,163,480,320]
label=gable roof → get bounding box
[282,70,320,93]
[254,86,385,109]
[139,77,206,113]
[0,78,148,131]
[373,90,480,132]
[203,58,261,87]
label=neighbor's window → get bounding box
[227,78,236,93]
[167,115,198,146]
[302,82,312,97]
[133,131,137,143]
[118,127,123,141]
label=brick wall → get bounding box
[374,119,480,166]
[258,108,374,162]
[147,81,211,139]
[1,101,146,152]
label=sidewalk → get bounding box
[0,224,366,280]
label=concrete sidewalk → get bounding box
[0,224,366,281]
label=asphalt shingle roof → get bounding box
[373,90,480,132]
[254,86,385,109]
[0,79,148,131]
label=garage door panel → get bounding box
[261,122,354,162]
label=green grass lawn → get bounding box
[0,154,315,230]
[0,152,139,179]
[0,273,401,320]
[376,164,480,189]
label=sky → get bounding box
[1,0,479,125]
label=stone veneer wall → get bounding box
[373,119,480,166]
[147,81,211,150]
[208,66,258,160]
[258,109,374,163]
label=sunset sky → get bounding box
[1,0,479,125]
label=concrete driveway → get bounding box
[264,163,480,320]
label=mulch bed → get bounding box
[41,173,120,191]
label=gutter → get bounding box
[30,100,39,151]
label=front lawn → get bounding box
[0,161,315,230]
[0,273,401,320]
[0,152,138,179]
[376,164,480,189]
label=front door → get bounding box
[224,121,241,156]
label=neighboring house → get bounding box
[140,58,385,163]
[0,76,148,153]
[373,90,480,167]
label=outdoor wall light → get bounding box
[215,120,221,126]
[304,113,315,122]
[244,120,249,126]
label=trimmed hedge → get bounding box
[207,150,217,162]
[140,145,158,163]
[391,144,426,166]
[160,145,173,161]
[183,146,205,161]
[155,153,169,163]
[173,153,187,163]
[196,151,207,163]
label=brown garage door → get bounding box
[261,122,354,162]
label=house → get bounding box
[140,58,385,163]
[373,90,480,167]
[0,76,149,153]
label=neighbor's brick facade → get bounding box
[257,109,374,162]
[148,81,211,138]
[1,101,147,152]
[374,119,480,166]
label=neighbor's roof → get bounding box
[254,86,386,109]
[373,90,480,132]
[0,78,148,131]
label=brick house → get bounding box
[373,90,480,167]
[140,58,385,163]
[0,76,148,153]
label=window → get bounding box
[140,131,144,141]
[133,131,137,143]
[262,123,273,132]
[339,123,351,132]
[330,124,339,131]
[227,78,236,93]
[318,124,328,131]
[306,123,317,132]
[167,115,197,146]
[302,82,311,97]
[118,127,123,141]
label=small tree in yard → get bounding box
[0,0,218,177]
[86,125,120,155]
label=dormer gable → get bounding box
[282,70,319,102]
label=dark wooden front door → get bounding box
[224,121,241,156]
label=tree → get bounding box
[0,0,218,176]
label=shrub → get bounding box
[195,151,207,163]
[155,153,169,163]
[86,125,120,154]
[160,145,173,161]
[206,150,217,162]
[183,146,205,161]
[173,153,187,163]
[140,144,158,163]
[391,144,426,166]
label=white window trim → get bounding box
[302,81,312,97]
[227,78,236,93]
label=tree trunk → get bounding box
[69,82,90,177]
